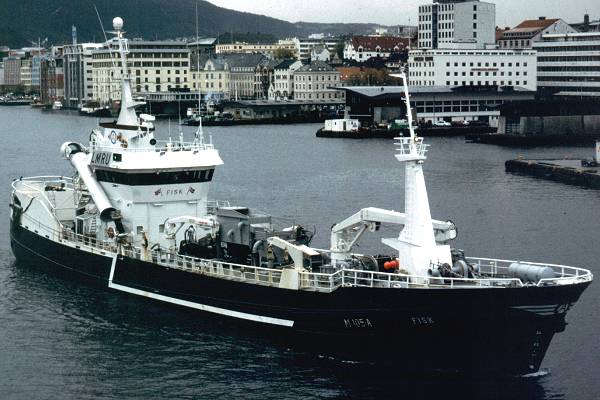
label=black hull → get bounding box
[10,223,590,375]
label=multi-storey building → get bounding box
[190,57,229,101]
[292,37,345,61]
[2,56,22,86]
[408,49,538,91]
[293,61,344,102]
[19,58,32,87]
[268,59,302,100]
[418,0,495,49]
[254,59,281,99]
[63,43,103,108]
[226,53,265,100]
[534,32,600,97]
[40,52,64,104]
[498,18,576,49]
[91,40,189,105]
[216,39,297,59]
[344,36,410,62]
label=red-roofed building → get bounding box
[498,17,576,49]
[343,36,409,62]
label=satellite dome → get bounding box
[113,17,124,31]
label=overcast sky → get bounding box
[207,0,596,27]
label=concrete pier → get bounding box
[505,158,600,189]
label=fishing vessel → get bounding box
[10,18,592,375]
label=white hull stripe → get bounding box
[108,256,294,327]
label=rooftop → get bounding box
[296,61,336,72]
[350,36,410,51]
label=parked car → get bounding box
[432,120,451,127]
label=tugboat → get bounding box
[10,18,592,375]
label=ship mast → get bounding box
[111,17,144,126]
[382,71,451,277]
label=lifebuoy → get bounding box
[106,226,115,238]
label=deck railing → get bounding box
[90,140,215,153]
[13,193,593,293]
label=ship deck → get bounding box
[12,176,593,293]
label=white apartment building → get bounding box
[418,0,495,49]
[408,49,538,91]
[534,32,600,97]
[91,40,189,105]
[63,43,103,108]
[292,37,345,61]
[293,61,344,102]
[268,59,302,100]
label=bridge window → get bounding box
[95,169,215,185]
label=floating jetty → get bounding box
[505,158,600,189]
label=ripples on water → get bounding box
[1,108,598,399]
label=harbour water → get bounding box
[0,107,598,399]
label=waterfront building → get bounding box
[91,40,189,105]
[293,61,344,102]
[292,37,345,61]
[418,0,496,49]
[19,58,32,88]
[534,32,600,98]
[268,59,303,100]
[497,18,576,49]
[63,43,103,108]
[343,36,409,62]
[227,53,265,100]
[190,57,229,101]
[2,55,22,86]
[408,49,538,91]
[254,59,281,100]
[216,39,297,59]
[338,85,535,126]
[40,53,64,104]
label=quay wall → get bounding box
[505,159,600,189]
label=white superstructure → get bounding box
[66,18,223,251]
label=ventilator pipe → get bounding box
[61,142,116,221]
[252,239,265,254]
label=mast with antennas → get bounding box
[382,70,452,277]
